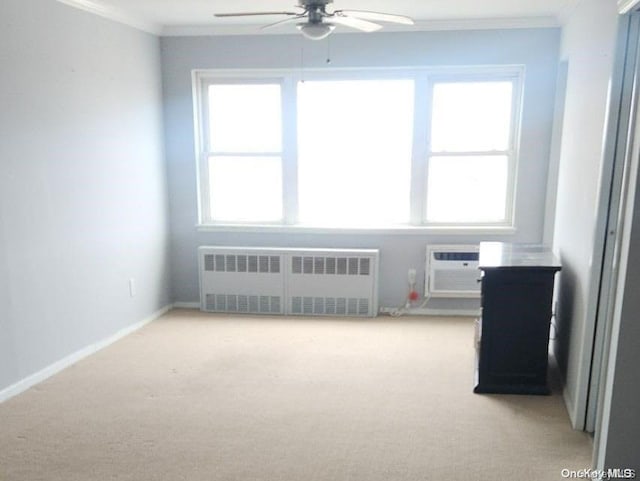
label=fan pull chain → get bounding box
[326,36,331,64]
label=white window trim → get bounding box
[422,71,524,228]
[191,65,525,233]
[194,76,287,224]
[195,223,517,236]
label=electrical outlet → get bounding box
[129,278,136,298]
[408,268,417,284]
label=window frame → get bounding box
[192,66,524,232]
[422,72,523,227]
[195,76,290,225]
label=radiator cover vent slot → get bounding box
[291,256,371,276]
[203,254,281,273]
[205,293,281,314]
[199,247,379,317]
[290,296,370,316]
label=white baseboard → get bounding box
[172,301,200,309]
[0,304,171,404]
[379,306,480,317]
[175,303,477,316]
[174,303,476,317]
[549,351,583,431]
[562,377,583,430]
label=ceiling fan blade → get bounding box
[214,11,299,18]
[261,15,306,30]
[334,10,414,25]
[330,14,382,33]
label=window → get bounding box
[425,81,516,225]
[297,79,414,226]
[194,68,522,230]
[204,82,283,223]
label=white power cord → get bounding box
[388,269,430,317]
[388,294,431,317]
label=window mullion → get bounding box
[506,76,524,231]
[281,76,298,225]
[199,152,212,223]
[198,79,212,223]
[410,72,430,225]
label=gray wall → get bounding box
[551,0,619,428]
[161,29,561,306]
[0,0,170,392]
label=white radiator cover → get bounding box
[199,247,379,317]
[425,244,480,298]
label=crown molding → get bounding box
[54,1,560,38]
[618,0,640,14]
[162,16,560,37]
[56,0,162,35]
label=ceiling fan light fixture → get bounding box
[297,22,335,40]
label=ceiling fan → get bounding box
[214,0,415,40]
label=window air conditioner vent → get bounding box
[426,245,481,298]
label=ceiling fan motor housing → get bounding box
[298,0,333,7]
[299,0,333,24]
[215,0,412,39]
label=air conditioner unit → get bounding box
[425,244,480,298]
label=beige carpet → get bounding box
[0,309,591,481]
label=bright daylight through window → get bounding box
[297,80,413,226]
[206,83,283,223]
[195,69,521,230]
[426,81,515,224]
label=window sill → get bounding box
[195,223,517,236]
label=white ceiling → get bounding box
[61,0,580,35]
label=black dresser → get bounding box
[474,242,561,395]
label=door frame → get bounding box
[585,12,640,432]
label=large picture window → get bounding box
[297,79,414,226]
[193,68,522,230]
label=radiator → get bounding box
[425,244,480,298]
[199,247,379,317]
